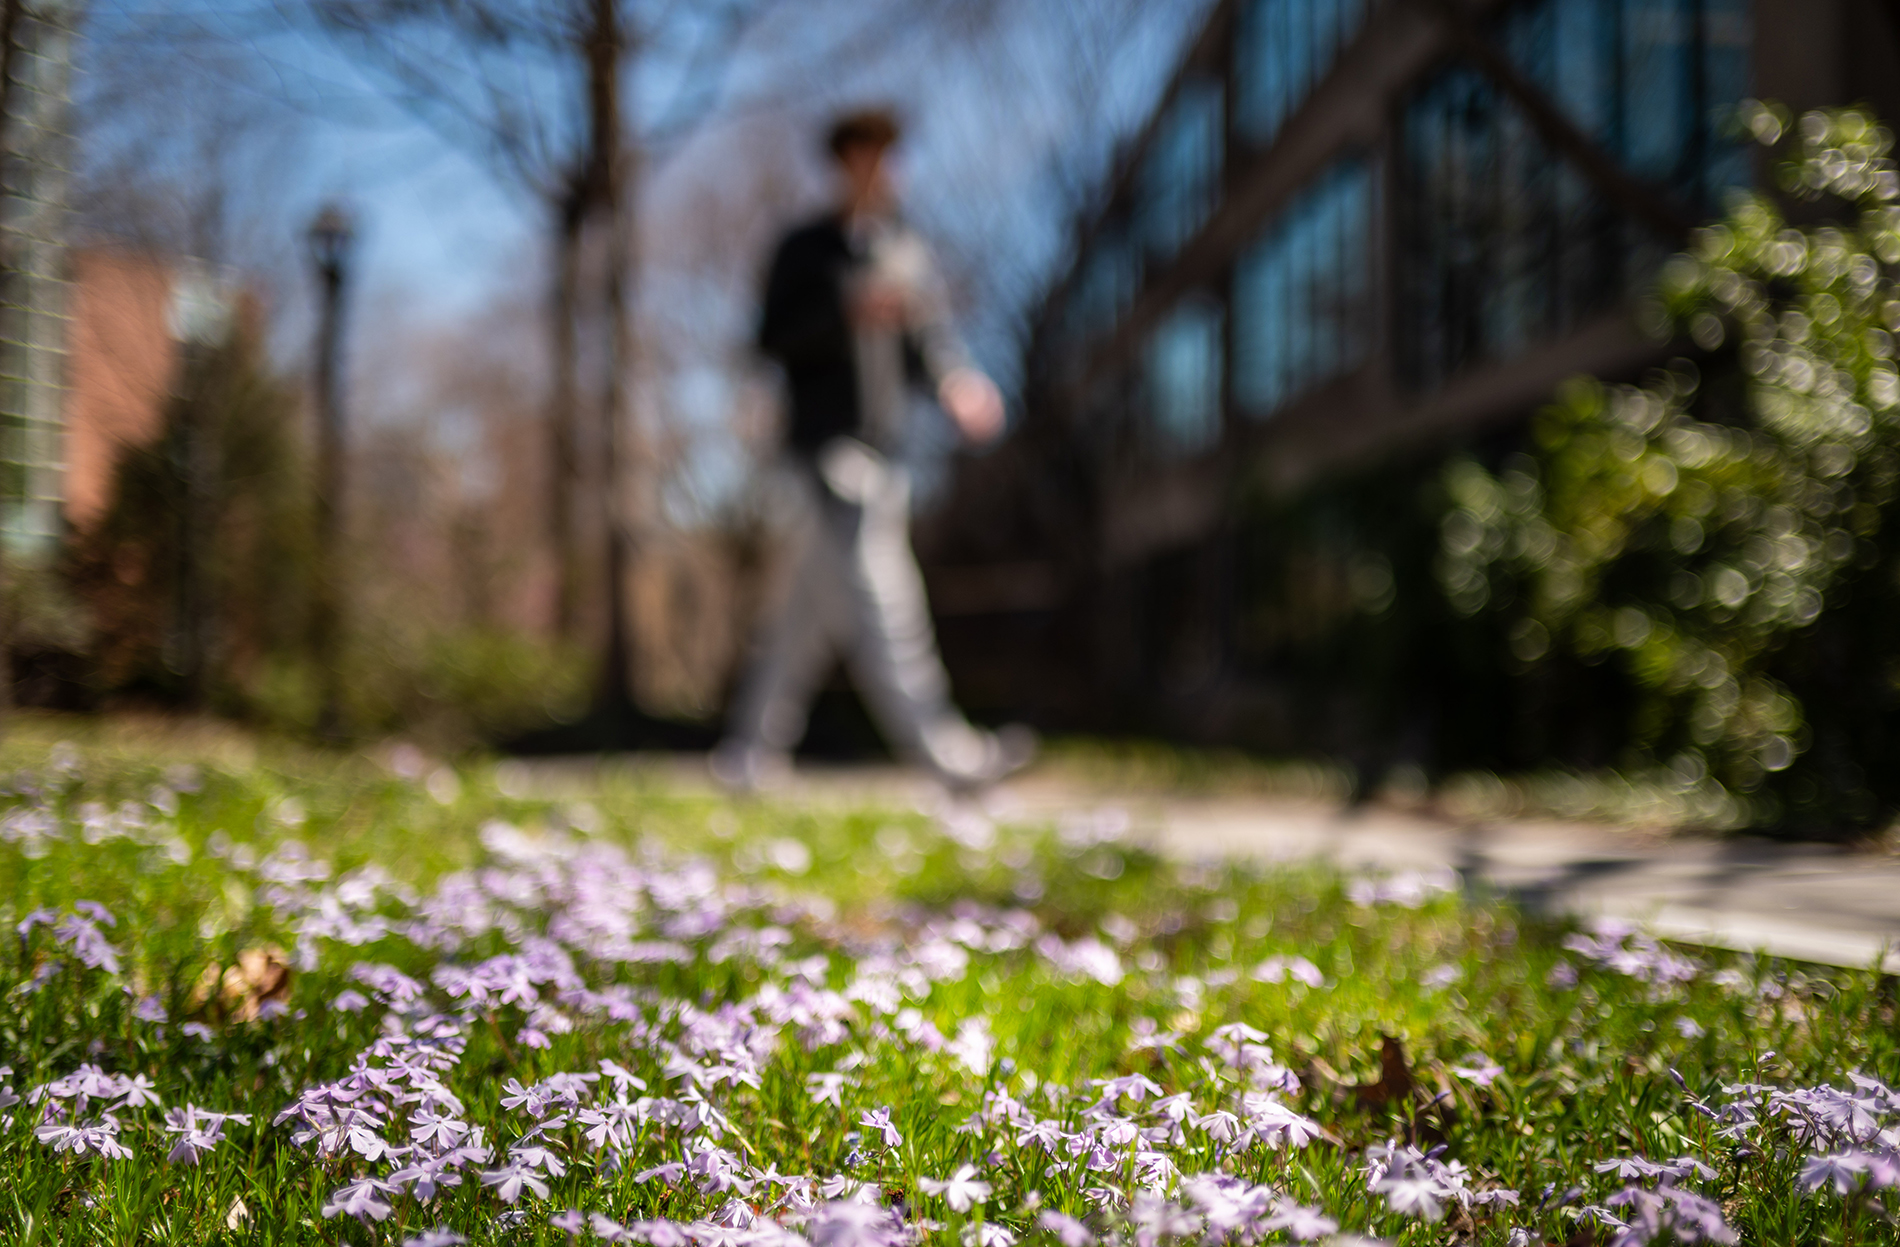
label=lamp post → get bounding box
[307,204,353,740]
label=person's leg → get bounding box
[714,475,851,787]
[838,458,1026,786]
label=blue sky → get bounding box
[79,0,1211,515]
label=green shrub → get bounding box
[1443,105,1900,827]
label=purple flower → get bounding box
[1239,1094,1323,1148]
[628,1219,694,1247]
[1093,1073,1164,1104]
[390,1155,469,1200]
[401,1233,467,1247]
[161,1105,250,1164]
[1593,1185,1737,1246]
[1252,955,1323,987]
[1595,1157,1664,1181]
[1036,1211,1094,1247]
[1657,1157,1718,1183]
[1374,1174,1445,1221]
[321,1177,396,1222]
[1128,1193,1200,1245]
[34,907,124,974]
[352,961,427,1003]
[806,1072,850,1108]
[1015,1118,1063,1152]
[16,907,58,937]
[1126,1019,1184,1055]
[1034,935,1124,986]
[1193,1109,1241,1144]
[588,1215,638,1245]
[858,1106,901,1149]
[1264,1201,1338,1241]
[480,1161,550,1203]
[550,1209,586,1234]
[73,900,116,926]
[115,1073,162,1108]
[34,1117,132,1159]
[1562,922,1699,984]
[634,1161,685,1185]
[1799,1151,1900,1194]
[806,1200,905,1247]
[687,1145,752,1195]
[598,1059,647,1094]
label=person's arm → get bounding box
[757,229,852,367]
[937,365,1005,444]
[894,231,1005,444]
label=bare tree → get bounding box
[307,0,781,723]
[66,5,316,711]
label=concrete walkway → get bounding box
[514,756,1900,974]
[1041,788,1900,975]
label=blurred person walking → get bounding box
[713,109,1032,791]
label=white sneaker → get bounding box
[938,724,1039,794]
[709,742,792,793]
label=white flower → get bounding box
[1193,1109,1242,1143]
[807,1072,849,1107]
[919,1164,993,1212]
[1374,1174,1444,1221]
[1449,1054,1504,1087]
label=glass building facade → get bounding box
[1397,0,1753,388]
[922,0,1886,742]
[0,1,76,559]
[1041,0,1758,455]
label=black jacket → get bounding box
[757,213,957,455]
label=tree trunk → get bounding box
[586,0,637,712]
[175,345,213,707]
[548,191,585,643]
[311,263,348,735]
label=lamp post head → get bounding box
[307,204,354,278]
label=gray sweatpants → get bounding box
[723,440,991,780]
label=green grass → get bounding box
[0,718,1893,1246]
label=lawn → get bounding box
[0,723,1894,1246]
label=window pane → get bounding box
[1235,0,1374,148]
[1397,0,1754,388]
[1146,297,1226,455]
[1233,157,1373,417]
[1061,220,1142,348]
[1136,77,1225,260]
